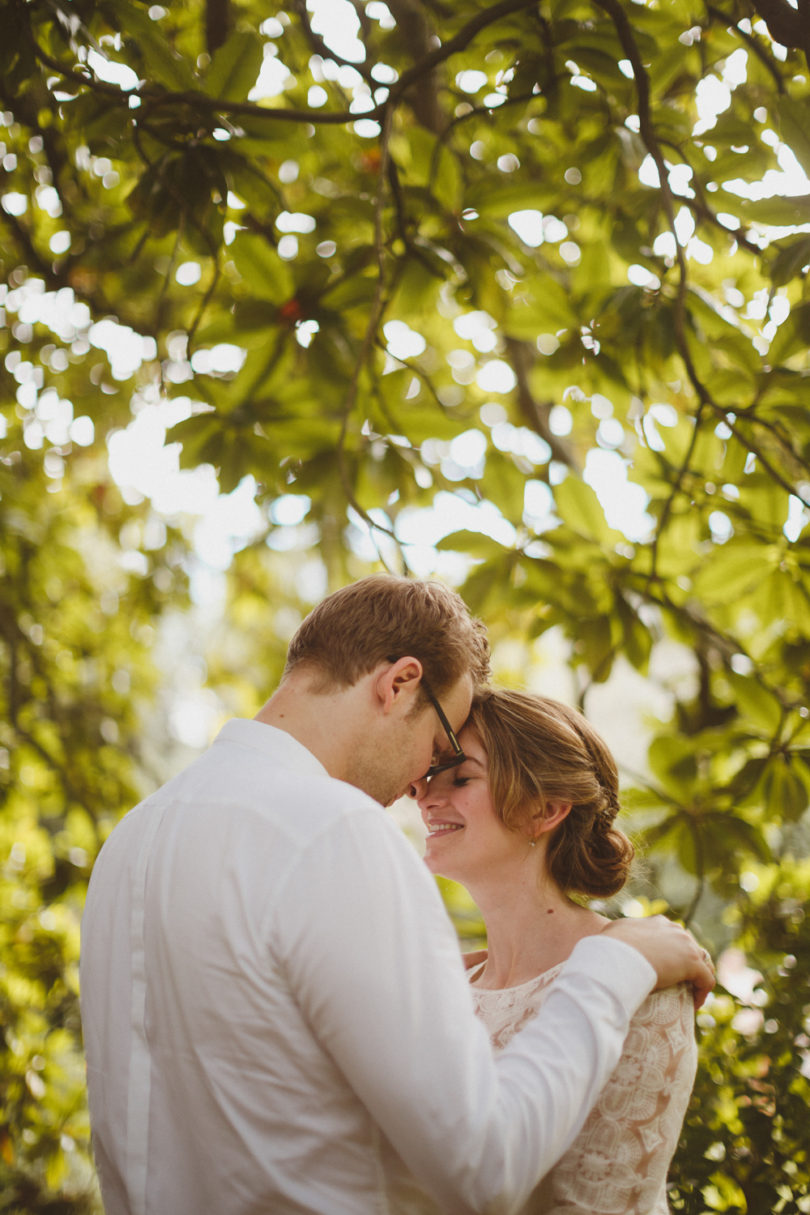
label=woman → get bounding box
[414,687,698,1215]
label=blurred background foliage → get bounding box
[1,0,809,1209]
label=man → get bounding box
[81,574,713,1215]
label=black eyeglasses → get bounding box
[421,680,466,779]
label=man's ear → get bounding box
[532,800,572,839]
[374,656,423,713]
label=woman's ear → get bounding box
[532,800,572,839]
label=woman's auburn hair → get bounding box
[467,688,635,898]
[284,573,490,695]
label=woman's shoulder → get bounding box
[637,980,696,1022]
[628,982,698,1063]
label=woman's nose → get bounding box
[412,776,449,813]
[413,773,448,804]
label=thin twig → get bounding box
[290,0,376,87]
[334,103,401,560]
[647,401,707,585]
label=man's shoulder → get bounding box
[287,772,396,844]
[237,746,390,844]
[96,728,386,855]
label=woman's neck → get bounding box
[467,870,608,990]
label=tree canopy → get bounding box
[2,0,810,1210]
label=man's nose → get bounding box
[408,775,430,801]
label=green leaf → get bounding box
[739,479,790,530]
[648,735,698,797]
[169,414,221,468]
[482,449,529,521]
[692,543,775,600]
[703,813,772,865]
[738,192,810,228]
[396,128,462,210]
[725,672,782,737]
[575,612,614,681]
[205,29,264,102]
[465,179,558,219]
[126,159,183,235]
[435,530,508,560]
[229,233,294,301]
[763,757,809,822]
[461,554,515,616]
[394,402,466,443]
[770,235,810,287]
[105,0,197,89]
[616,596,652,674]
[262,417,343,460]
[391,257,443,315]
[220,150,281,217]
[776,97,810,179]
[521,556,568,608]
[728,756,769,803]
[757,566,810,625]
[553,476,610,543]
[578,133,621,195]
[720,433,752,484]
[507,274,578,335]
[767,301,810,366]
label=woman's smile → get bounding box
[425,819,465,839]
[417,731,533,886]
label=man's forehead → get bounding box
[445,673,474,729]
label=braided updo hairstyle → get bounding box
[466,688,634,898]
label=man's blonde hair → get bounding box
[284,574,490,695]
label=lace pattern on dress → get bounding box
[472,965,697,1215]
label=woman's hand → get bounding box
[600,916,716,1008]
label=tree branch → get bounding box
[595,0,810,517]
[503,337,580,470]
[206,0,230,56]
[335,103,403,563]
[290,0,376,87]
[706,4,788,93]
[384,0,443,132]
[646,401,708,585]
[748,0,810,67]
[30,0,542,134]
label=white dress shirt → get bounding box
[80,719,655,1215]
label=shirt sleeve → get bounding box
[530,984,698,1214]
[272,807,656,1215]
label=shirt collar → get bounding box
[214,719,330,779]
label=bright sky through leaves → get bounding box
[7,8,810,585]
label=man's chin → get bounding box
[381,783,410,808]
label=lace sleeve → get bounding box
[527,983,697,1215]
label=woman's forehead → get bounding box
[458,727,486,760]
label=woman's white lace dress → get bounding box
[471,962,698,1214]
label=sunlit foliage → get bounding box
[2,0,809,1209]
